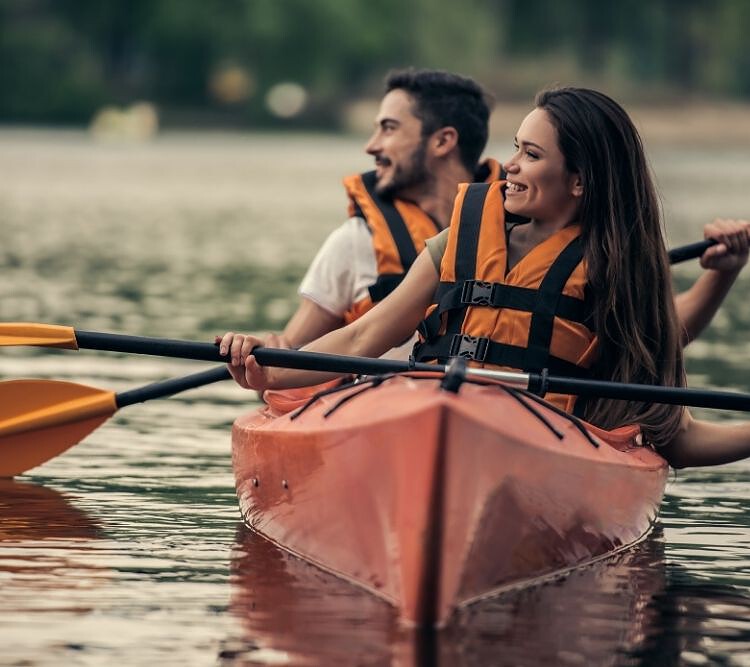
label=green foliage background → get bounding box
[2,0,749,126]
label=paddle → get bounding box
[0,365,230,477]
[2,323,750,412]
[668,238,717,264]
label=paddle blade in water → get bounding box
[0,380,116,477]
[0,323,79,348]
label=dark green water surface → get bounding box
[0,131,748,666]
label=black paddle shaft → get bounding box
[76,330,228,362]
[542,373,750,411]
[74,330,437,374]
[668,238,717,264]
[115,366,231,408]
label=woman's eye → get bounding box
[526,150,539,159]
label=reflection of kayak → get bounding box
[228,522,670,664]
[228,523,403,666]
[441,530,668,665]
[231,374,669,626]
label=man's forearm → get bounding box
[675,268,741,346]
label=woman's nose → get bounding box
[502,156,519,173]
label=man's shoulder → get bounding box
[331,215,373,239]
[315,216,373,257]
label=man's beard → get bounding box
[375,139,429,199]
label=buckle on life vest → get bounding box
[460,280,496,306]
[449,334,489,362]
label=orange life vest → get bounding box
[342,159,503,324]
[412,181,597,412]
[265,161,506,416]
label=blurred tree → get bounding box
[0,0,107,121]
[2,0,750,126]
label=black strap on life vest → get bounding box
[421,279,594,340]
[367,273,404,302]
[523,236,586,371]
[441,182,491,338]
[413,182,591,375]
[414,333,591,377]
[357,169,511,304]
[355,171,440,303]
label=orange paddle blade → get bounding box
[0,323,78,348]
[0,380,117,477]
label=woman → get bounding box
[219,87,750,468]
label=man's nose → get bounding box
[364,131,381,155]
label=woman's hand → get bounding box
[215,331,277,391]
[701,218,750,272]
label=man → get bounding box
[279,68,504,354]
[220,69,749,389]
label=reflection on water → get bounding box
[224,524,403,665]
[0,480,104,605]
[0,356,245,665]
[226,526,750,666]
[1,130,749,664]
[0,479,102,541]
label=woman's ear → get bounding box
[571,174,584,198]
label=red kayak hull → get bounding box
[231,375,668,626]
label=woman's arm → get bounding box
[221,248,440,391]
[660,409,750,468]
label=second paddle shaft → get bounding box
[668,238,717,264]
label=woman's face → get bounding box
[502,107,582,227]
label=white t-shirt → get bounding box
[298,216,418,359]
[298,217,376,317]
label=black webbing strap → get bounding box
[417,307,442,341]
[523,236,585,372]
[430,280,592,326]
[444,183,491,337]
[413,334,589,378]
[453,183,490,285]
[361,171,436,272]
[350,199,366,222]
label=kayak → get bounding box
[231,373,668,627]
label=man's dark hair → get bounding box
[385,68,492,172]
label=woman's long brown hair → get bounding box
[536,88,684,447]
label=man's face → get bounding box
[365,89,430,198]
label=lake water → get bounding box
[0,130,749,666]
